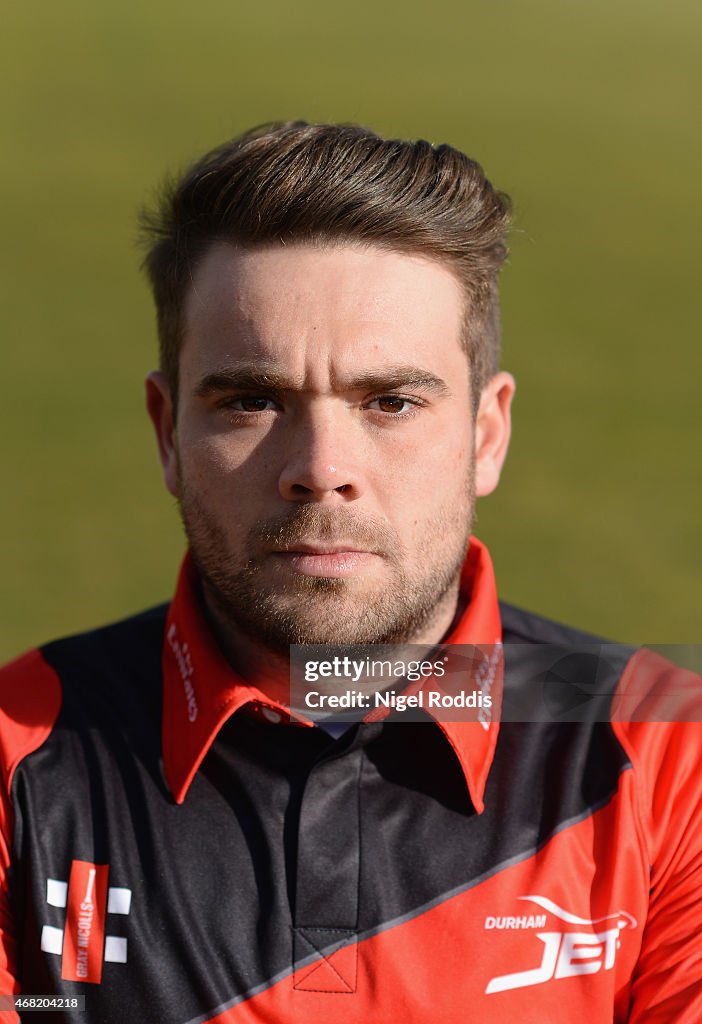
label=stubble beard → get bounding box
[178,460,476,655]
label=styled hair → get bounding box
[140,121,511,408]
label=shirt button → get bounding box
[262,707,281,724]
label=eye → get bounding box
[367,395,418,415]
[225,396,278,413]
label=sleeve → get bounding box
[0,780,18,1010]
[613,649,702,1023]
[0,649,63,1018]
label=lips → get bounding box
[276,542,372,555]
[269,543,378,578]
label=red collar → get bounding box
[162,537,503,813]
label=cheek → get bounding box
[180,431,254,475]
[179,441,229,484]
[399,434,472,480]
[178,439,281,521]
[416,448,473,523]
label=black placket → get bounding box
[291,722,383,993]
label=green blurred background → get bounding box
[2,0,700,660]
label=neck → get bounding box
[199,579,466,706]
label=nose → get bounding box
[278,404,364,502]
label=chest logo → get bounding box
[485,895,637,995]
[40,860,132,985]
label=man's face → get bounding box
[148,242,512,653]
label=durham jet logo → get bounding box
[485,895,637,995]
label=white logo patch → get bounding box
[485,895,637,994]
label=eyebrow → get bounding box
[193,363,451,398]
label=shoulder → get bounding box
[499,602,636,721]
[37,602,169,681]
[500,601,702,771]
[0,603,169,786]
[500,600,620,647]
[0,649,63,792]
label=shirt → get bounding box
[1,538,701,1022]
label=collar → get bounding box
[430,539,503,813]
[162,537,503,813]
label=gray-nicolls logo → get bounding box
[40,860,133,984]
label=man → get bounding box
[0,122,700,1022]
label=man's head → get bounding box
[142,121,511,414]
[142,123,515,658]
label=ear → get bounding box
[145,371,180,498]
[474,371,515,497]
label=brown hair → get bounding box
[140,121,511,408]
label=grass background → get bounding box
[2,0,700,660]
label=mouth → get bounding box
[269,542,379,578]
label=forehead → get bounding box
[180,242,467,379]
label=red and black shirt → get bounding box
[1,538,701,1022]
